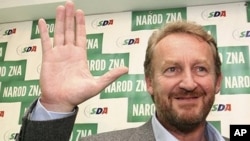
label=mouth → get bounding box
[173,96,202,105]
[175,96,199,100]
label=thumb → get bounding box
[96,67,129,90]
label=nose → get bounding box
[179,70,197,91]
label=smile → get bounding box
[173,96,202,105]
[175,96,199,100]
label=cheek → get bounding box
[197,78,217,95]
[154,88,171,109]
[152,77,177,97]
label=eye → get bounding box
[167,67,176,72]
[195,66,208,76]
[164,67,179,76]
[197,67,206,71]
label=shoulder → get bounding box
[81,120,154,141]
[81,127,137,141]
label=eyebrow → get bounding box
[161,58,211,67]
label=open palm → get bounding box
[38,1,128,112]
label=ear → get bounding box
[215,73,222,94]
[145,76,154,96]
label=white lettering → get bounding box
[166,12,182,23]
[135,80,147,92]
[87,59,106,71]
[234,129,247,136]
[132,104,155,116]
[225,76,250,88]
[28,85,41,96]
[136,14,163,26]
[3,86,26,97]
[226,52,245,64]
[87,38,98,49]
[105,80,133,93]
[76,130,92,140]
[109,59,125,70]
[0,66,7,76]
[8,65,22,76]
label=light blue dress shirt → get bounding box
[31,98,75,120]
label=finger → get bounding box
[97,67,129,90]
[38,19,52,55]
[53,5,65,46]
[75,9,88,66]
[75,9,86,48]
[65,1,75,44]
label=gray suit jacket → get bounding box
[16,99,230,141]
[81,120,155,141]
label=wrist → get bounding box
[40,97,75,112]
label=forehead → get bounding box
[155,33,212,53]
[153,33,214,63]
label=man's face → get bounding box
[146,33,222,132]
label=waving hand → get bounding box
[38,1,128,112]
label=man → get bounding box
[16,1,229,141]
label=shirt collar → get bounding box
[151,113,225,141]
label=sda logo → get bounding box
[233,28,250,41]
[123,38,140,45]
[211,104,231,112]
[84,104,108,118]
[3,28,16,36]
[116,35,140,48]
[16,44,37,56]
[202,9,226,20]
[3,129,17,141]
[0,28,16,39]
[90,107,108,115]
[91,18,114,29]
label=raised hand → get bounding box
[38,1,128,112]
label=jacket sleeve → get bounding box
[15,99,78,141]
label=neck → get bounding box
[157,116,208,141]
[169,125,207,141]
